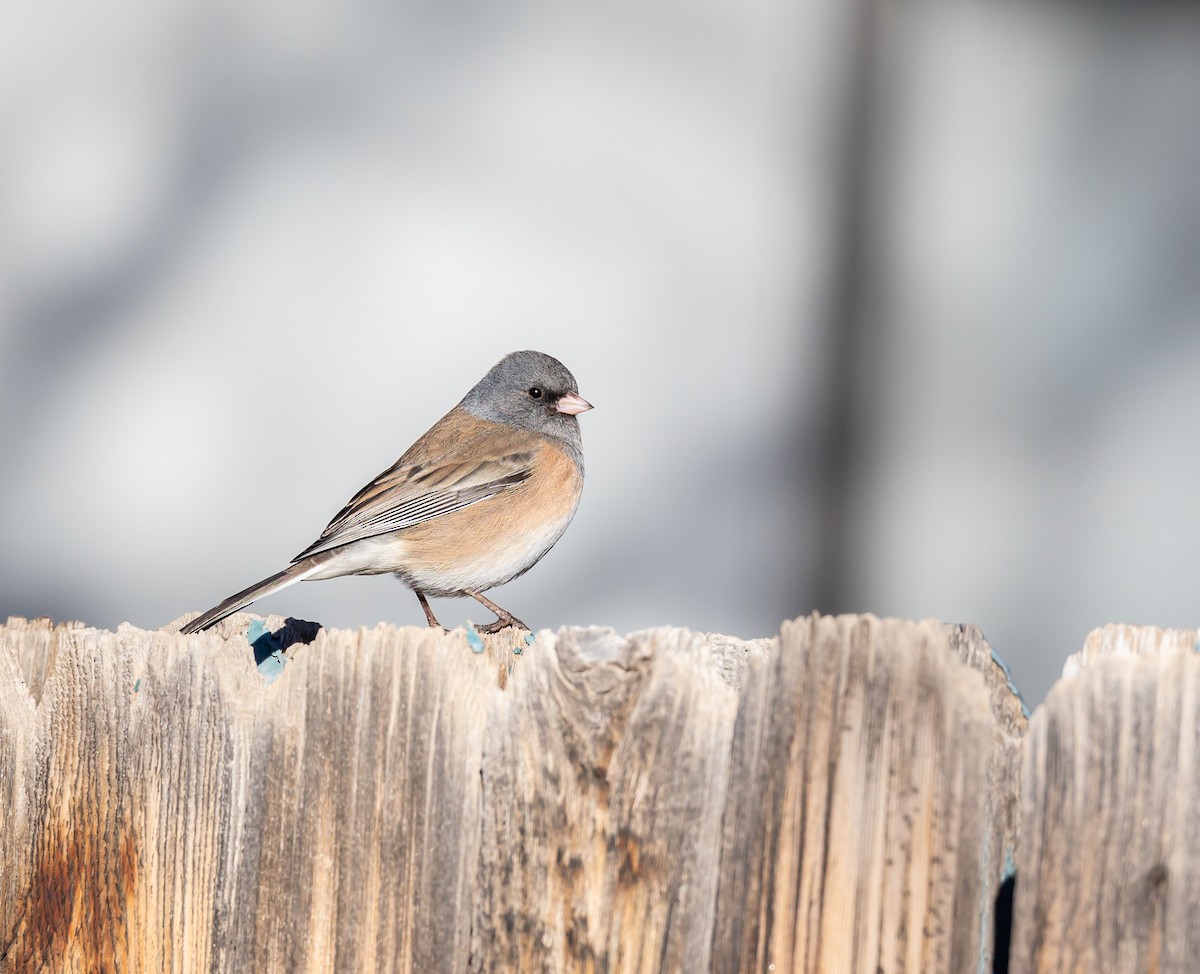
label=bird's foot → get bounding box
[464,590,529,635]
[477,614,529,635]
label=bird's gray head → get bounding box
[460,350,592,467]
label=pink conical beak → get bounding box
[556,392,593,415]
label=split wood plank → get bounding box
[1012,624,1200,974]
[711,614,994,974]
[945,623,1029,974]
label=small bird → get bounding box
[180,350,591,635]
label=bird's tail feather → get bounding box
[179,559,324,634]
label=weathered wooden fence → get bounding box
[0,612,1195,973]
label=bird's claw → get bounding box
[477,616,529,635]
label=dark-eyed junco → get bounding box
[180,350,591,635]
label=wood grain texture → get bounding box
[473,626,741,973]
[1013,624,1200,974]
[711,615,994,974]
[0,616,495,973]
[1063,622,1199,678]
[944,624,1028,974]
[0,613,999,973]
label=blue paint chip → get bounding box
[257,651,287,684]
[248,619,289,684]
[133,678,140,693]
[465,624,485,654]
[990,647,1032,719]
[247,618,270,645]
[524,632,535,646]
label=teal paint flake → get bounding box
[257,652,287,685]
[248,619,289,685]
[465,624,485,654]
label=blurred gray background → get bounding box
[2,0,1198,706]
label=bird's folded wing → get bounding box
[293,450,536,561]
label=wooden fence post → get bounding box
[1012,624,1200,974]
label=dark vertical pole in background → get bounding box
[810,0,884,614]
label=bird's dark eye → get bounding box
[528,387,543,399]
